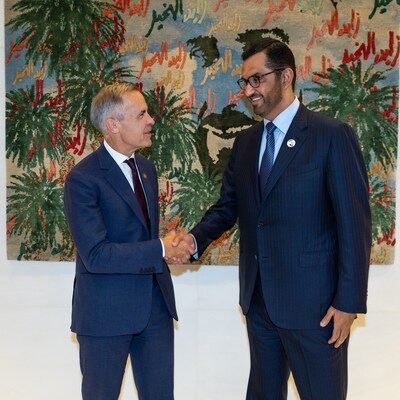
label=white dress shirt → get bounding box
[258,97,300,171]
[104,140,138,192]
[103,140,165,256]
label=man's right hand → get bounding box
[162,231,195,264]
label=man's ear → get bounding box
[281,68,294,89]
[105,118,119,134]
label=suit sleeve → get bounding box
[64,167,164,275]
[190,135,239,256]
[327,123,371,313]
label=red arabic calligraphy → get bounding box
[296,55,333,85]
[261,0,296,27]
[307,9,361,51]
[138,41,187,79]
[104,0,150,17]
[342,31,400,67]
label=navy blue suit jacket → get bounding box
[191,104,371,329]
[64,143,177,337]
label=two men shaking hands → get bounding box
[162,230,195,265]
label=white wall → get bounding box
[1,4,399,399]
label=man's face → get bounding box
[241,51,283,120]
[116,91,155,155]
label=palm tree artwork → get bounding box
[6,0,134,259]
[305,61,397,263]
[7,170,69,260]
[5,0,398,264]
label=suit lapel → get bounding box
[97,144,150,231]
[262,104,308,201]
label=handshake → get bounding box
[162,230,195,264]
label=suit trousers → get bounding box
[245,272,349,400]
[77,280,174,400]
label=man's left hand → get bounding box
[320,306,356,348]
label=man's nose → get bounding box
[148,115,155,125]
[244,83,255,97]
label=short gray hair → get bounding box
[90,83,138,134]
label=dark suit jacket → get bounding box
[191,104,371,329]
[64,143,177,337]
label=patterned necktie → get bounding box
[125,158,150,230]
[259,122,276,192]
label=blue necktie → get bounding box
[125,158,150,230]
[259,122,276,193]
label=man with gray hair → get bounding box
[64,83,193,399]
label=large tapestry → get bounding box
[5,0,399,263]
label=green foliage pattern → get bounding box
[5,1,398,263]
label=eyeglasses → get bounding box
[237,69,284,90]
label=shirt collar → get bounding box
[264,97,300,134]
[104,140,135,165]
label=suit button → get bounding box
[254,255,258,261]
[257,222,264,228]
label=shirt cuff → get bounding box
[189,233,199,260]
[160,238,165,257]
